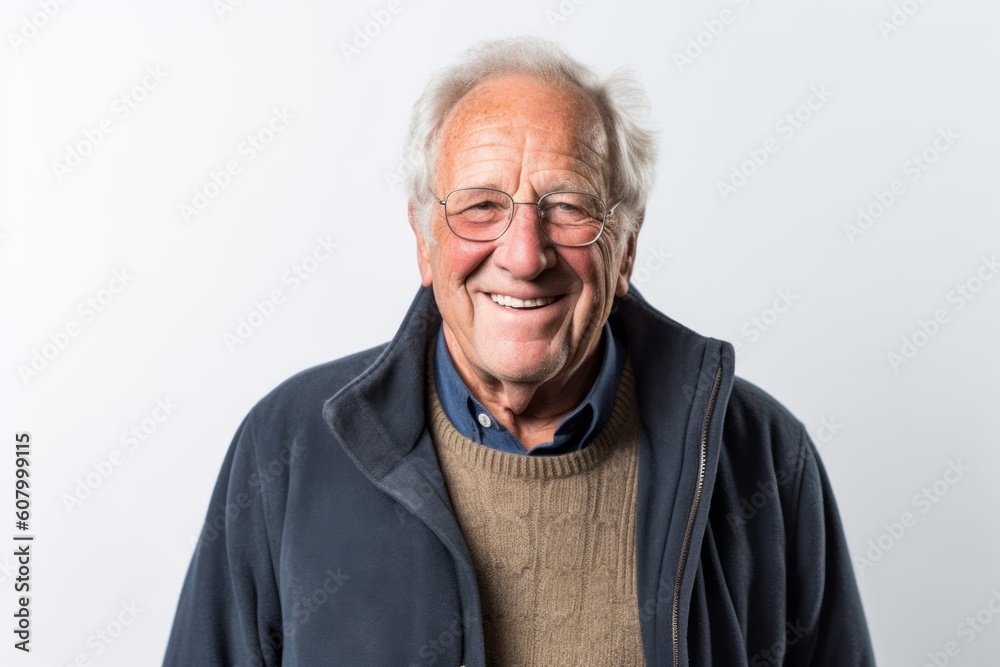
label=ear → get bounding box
[408,200,434,287]
[615,226,639,298]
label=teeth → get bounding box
[490,293,557,309]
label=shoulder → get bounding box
[717,376,812,513]
[241,343,388,449]
[723,375,808,452]
[726,377,805,439]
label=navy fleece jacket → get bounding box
[163,285,876,666]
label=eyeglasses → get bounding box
[436,187,620,247]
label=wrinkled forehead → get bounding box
[435,73,608,170]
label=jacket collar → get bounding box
[323,285,442,480]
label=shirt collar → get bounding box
[432,321,625,456]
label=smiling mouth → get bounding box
[489,293,562,309]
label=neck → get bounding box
[441,326,604,450]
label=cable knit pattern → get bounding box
[426,351,645,667]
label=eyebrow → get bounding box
[465,180,595,195]
[548,179,589,193]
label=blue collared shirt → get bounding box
[432,322,626,456]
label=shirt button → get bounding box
[477,413,492,428]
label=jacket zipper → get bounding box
[671,362,723,667]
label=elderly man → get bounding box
[164,38,875,666]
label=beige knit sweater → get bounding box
[427,352,645,667]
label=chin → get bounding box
[477,341,566,384]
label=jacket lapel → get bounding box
[323,286,488,664]
[614,290,735,666]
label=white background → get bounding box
[2,0,999,665]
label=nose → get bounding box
[491,202,557,279]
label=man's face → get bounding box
[411,73,636,389]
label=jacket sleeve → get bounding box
[162,414,284,667]
[784,429,877,666]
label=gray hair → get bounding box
[402,36,659,247]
